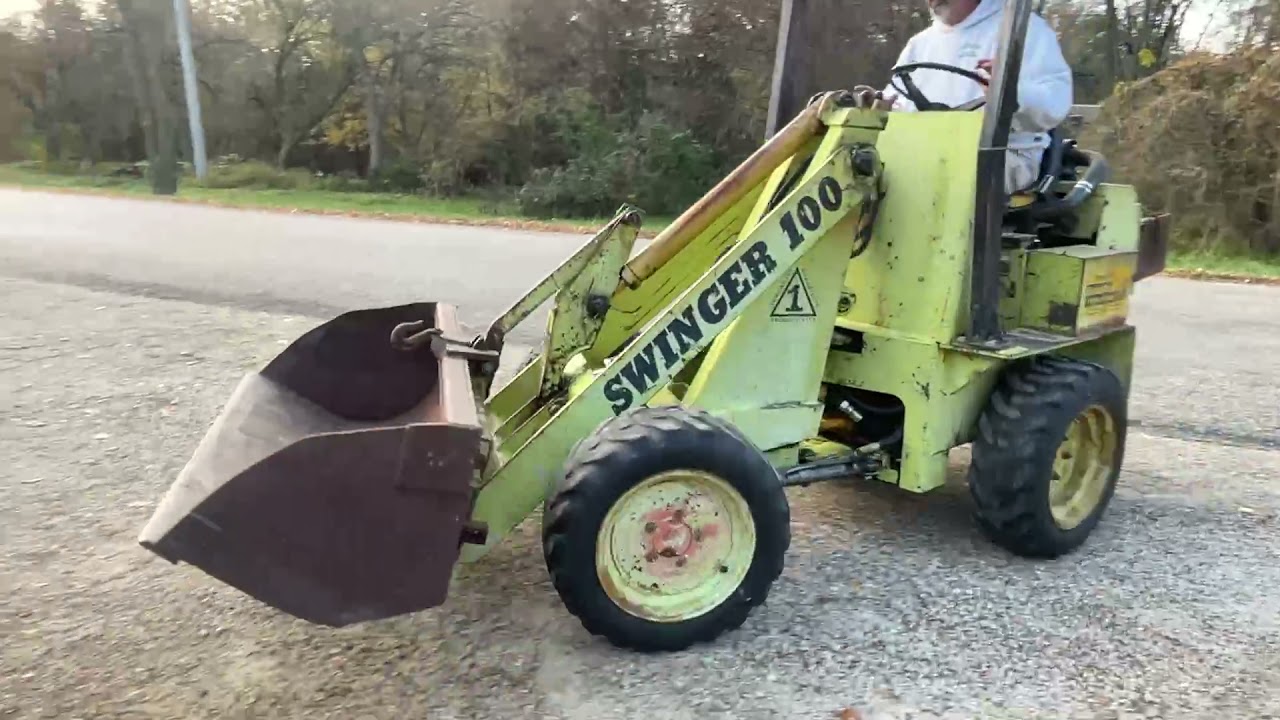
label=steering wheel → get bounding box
[889,62,990,112]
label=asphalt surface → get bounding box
[2,188,1278,719]
[0,190,581,339]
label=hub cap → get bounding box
[596,470,756,623]
[1049,404,1118,530]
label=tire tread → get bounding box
[968,355,1128,559]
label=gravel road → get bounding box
[2,190,1279,719]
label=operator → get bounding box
[856,0,1074,195]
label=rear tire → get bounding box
[968,355,1128,559]
[541,406,789,652]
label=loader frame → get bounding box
[460,0,1162,560]
[463,117,1150,566]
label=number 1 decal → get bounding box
[770,268,817,319]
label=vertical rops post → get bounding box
[968,0,1033,345]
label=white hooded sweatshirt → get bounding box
[883,0,1073,193]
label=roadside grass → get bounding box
[3,163,1279,280]
[0,163,675,233]
[1164,250,1280,280]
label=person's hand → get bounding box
[853,85,898,111]
[976,58,993,96]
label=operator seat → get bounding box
[1007,128,1072,210]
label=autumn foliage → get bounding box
[1091,48,1280,256]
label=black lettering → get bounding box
[781,211,804,250]
[741,242,778,285]
[698,285,728,324]
[669,306,703,354]
[619,344,663,394]
[798,196,822,231]
[818,176,843,211]
[717,262,751,308]
[651,328,679,368]
[604,376,634,415]
[786,284,804,313]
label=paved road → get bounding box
[0,189,584,340]
[2,189,1278,719]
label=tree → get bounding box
[115,0,181,193]
[329,0,473,176]
[243,0,357,167]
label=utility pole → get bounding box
[766,0,816,139]
[172,0,208,179]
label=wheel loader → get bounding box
[138,0,1169,653]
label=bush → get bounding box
[517,161,619,218]
[368,158,425,193]
[1089,48,1280,257]
[517,111,718,219]
[200,160,312,190]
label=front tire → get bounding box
[968,355,1128,559]
[541,406,790,652]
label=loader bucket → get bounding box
[138,302,487,627]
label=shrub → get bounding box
[517,110,718,219]
[368,158,425,193]
[517,160,621,219]
[1089,48,1280,257]
[200,160,311,190]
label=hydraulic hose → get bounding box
[1029,147,1110,221]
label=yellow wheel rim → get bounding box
[595,470,756,623]
[1049,404,1118,530]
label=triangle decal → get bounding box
[771,268,817,319]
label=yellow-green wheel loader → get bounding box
[138,0,1169,652]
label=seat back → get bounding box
[1034,128,1072,195]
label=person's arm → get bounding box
[1012,16,1073,132]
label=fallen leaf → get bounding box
[836,709,862,720]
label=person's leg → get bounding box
[1004,147,1044,196]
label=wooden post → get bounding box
[765,0,816,139]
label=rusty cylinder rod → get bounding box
[617,93,835,289]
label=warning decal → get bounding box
[771,268,817,319]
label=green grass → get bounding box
[0,163,676,233]
[1165,249,1280,279]
[4,163,1279,279]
